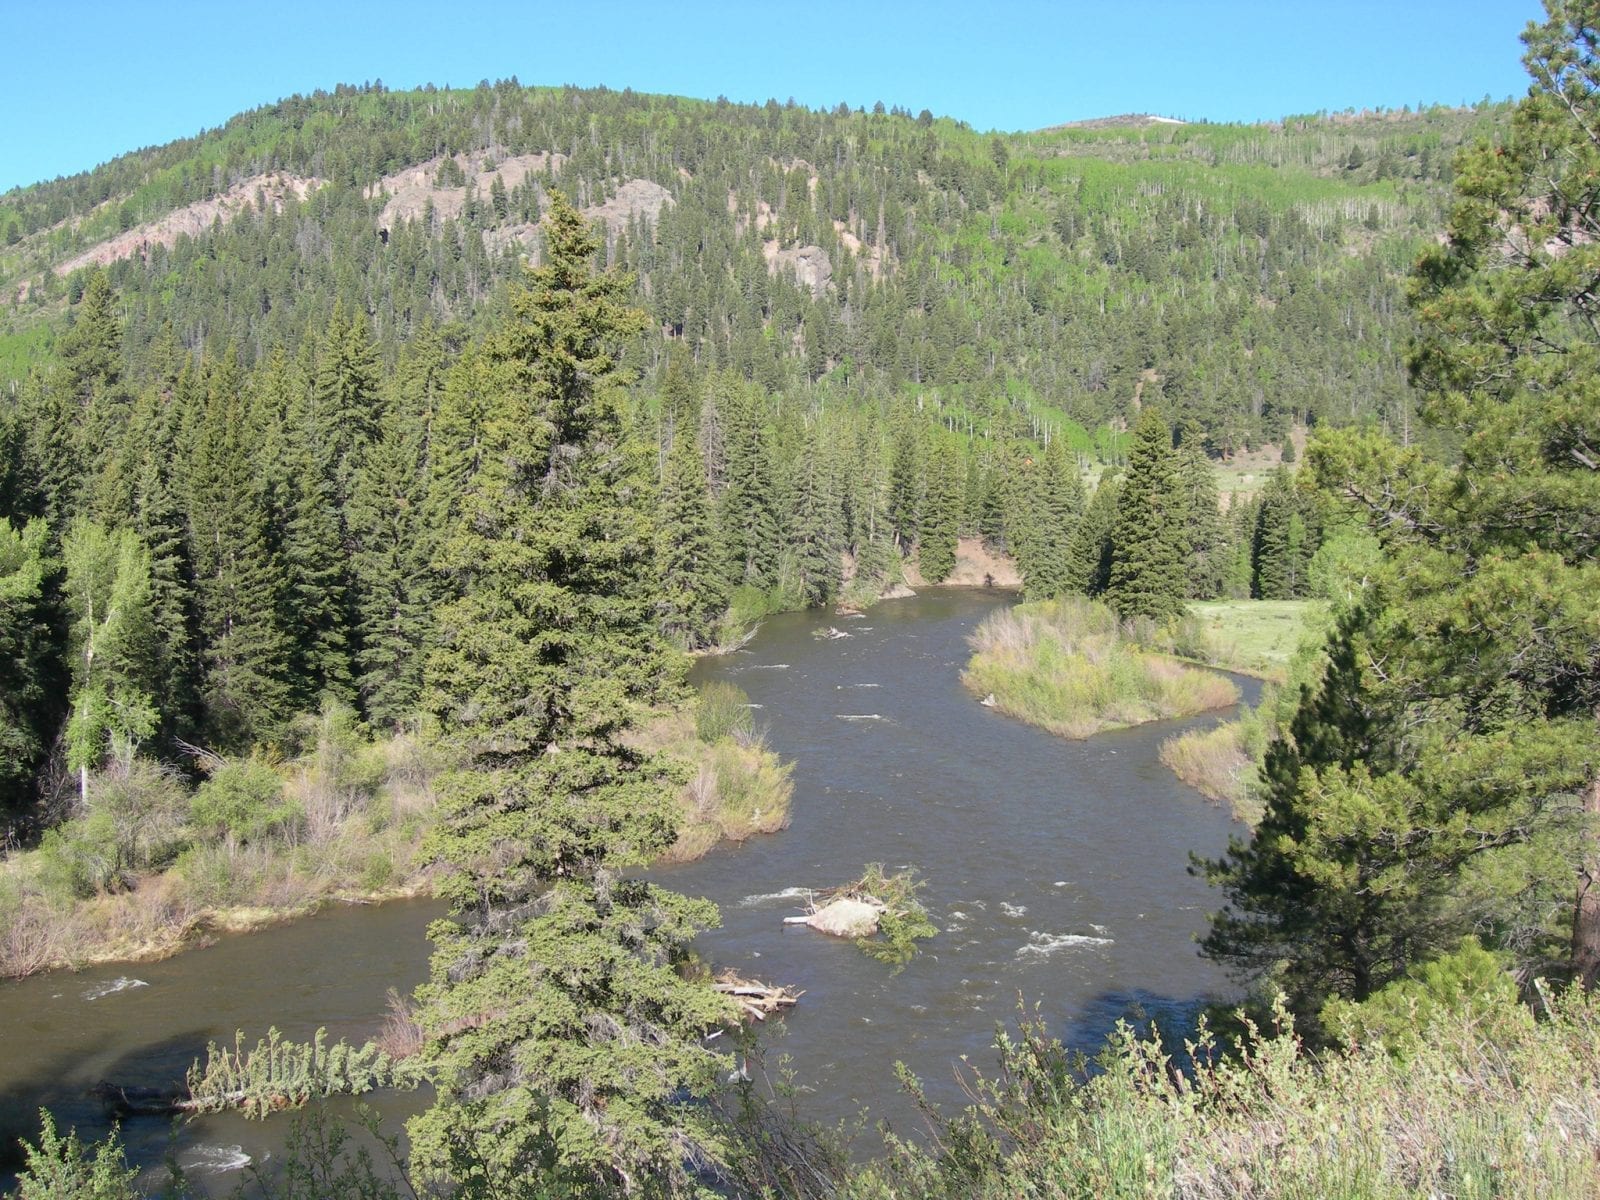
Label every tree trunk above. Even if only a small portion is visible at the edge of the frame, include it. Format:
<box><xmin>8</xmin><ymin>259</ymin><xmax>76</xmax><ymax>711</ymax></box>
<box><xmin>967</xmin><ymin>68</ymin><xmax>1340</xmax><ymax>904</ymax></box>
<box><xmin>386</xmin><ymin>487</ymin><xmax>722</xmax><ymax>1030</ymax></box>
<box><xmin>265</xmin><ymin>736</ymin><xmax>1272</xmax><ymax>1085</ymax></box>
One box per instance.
<box><xmin>1573</xmin><ymin>772</ymin><xmax>1600</xmax><ymax>990</ymax></box>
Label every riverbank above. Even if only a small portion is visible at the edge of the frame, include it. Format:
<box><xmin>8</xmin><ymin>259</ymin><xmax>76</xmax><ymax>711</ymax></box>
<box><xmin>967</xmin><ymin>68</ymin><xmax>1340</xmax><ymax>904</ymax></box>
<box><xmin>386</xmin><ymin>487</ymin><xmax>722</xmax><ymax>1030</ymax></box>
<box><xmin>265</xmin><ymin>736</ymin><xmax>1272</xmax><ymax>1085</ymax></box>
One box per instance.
<box><xmin>962</xmin><ymin>597</ymin><xmax>1239</xmax><ymax>738</ymax></box>
<box><xmin>1157</xmin><ymin>599</ymin><xmax>1332</xmax><ymax>823</ymax></box>
<box><xmin>0</xmin><ymin>692</ymin><xmax>794</xmax><ymax>980</ymax></box>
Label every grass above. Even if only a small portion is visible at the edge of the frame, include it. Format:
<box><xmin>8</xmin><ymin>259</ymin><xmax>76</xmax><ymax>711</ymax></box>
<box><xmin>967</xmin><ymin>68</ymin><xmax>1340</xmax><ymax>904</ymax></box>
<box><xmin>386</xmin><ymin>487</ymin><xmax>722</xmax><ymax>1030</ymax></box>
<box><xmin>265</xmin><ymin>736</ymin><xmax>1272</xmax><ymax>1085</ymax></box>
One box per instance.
<box><xmin>629</xmin><ymin>695</ymin><xmax>795</xmax><ymax>865</ymax></box>
<box><xmin>847</xmin><ymin>985</ymin><xmax>1600</xmax><ymax>1200</ymax></box>
<box><xmin>962</xmin><ymin>598</ymin><xmax>1239</xmax><ymax>739</ymax></box>
<box><xmin>1183</xmin><ymin>598</ymin><xmax>1328</xmax><ymax>681</ymax></box>
<box><xmin>1</xmin><ymin>688</ymin><xmax>795</xmax><ymax>979</ymax></box>
<box><xmin>1159</xmin><ymin>712</ymin><xmax>1269</xmax><ymax>825</ymax></box>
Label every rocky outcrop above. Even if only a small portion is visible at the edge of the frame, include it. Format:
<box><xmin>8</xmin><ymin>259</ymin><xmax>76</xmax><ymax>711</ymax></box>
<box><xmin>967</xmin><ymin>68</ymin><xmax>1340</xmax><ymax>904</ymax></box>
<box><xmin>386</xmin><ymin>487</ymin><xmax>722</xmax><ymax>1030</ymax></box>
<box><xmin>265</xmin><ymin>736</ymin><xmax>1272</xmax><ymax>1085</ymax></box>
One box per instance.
<box><xmin>764</xmin><ymin>243</ymin><xmax>832</xmax><ymax>296</ymax></box>
<box><xmin>54</xmin><ymin>173</ymin><xmax>323</xmax><ymax>276</ymax></box>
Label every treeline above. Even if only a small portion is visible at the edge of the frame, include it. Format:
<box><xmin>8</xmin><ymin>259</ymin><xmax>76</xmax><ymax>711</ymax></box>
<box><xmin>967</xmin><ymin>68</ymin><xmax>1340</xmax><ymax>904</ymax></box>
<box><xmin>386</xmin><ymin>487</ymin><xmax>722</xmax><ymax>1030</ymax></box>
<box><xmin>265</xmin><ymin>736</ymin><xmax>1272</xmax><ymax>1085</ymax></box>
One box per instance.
<box><xmin>2</xmin><ymin>83</ymin><xmax>1503</xmax><ymax>451</ymax></box>
<box><xmin>0</xmin><ymin>247</ymin><xmax>1334</xmax><ymax>836</ymax></box>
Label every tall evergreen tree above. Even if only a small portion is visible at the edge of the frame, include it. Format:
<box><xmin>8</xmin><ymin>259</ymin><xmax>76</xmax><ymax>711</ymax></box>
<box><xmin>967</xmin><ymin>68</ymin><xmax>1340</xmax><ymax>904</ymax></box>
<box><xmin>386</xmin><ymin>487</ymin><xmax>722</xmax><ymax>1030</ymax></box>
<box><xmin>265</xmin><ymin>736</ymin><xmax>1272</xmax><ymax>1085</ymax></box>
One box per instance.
<box><xmin>1106</xmin><ymin>408</ymin><xmax>1188</xmax><ymax>621</ymax></box>
<box><xmin>1177</xmin><ymin>427</ymin><xmax>1228</xmax><ymax>599</ymax></box>
<box><xmin>917</xmin><ymin>439</ymin><xmax>962</xmax><ymax>584</ymax></box>
<box><xmin>186</xmin><ymin>350</ymin><xmax>293</xmax><ymax>749</ymax></box>
<box><xmin>1069</xmin><ymin>469</ymin><xmax>1121</xmax><ymax>596</ymax></box>
<box><xmin>349</xmin><ymin>328</ymin><xmax>444</xmax><ymax>728</ymax></box>
<box><xmin>1022</xmin><ymin>433</ymin><xmax>1085</xmax><ymax>599</ymax></box>
<box><xmin>411</xmin><ymin>194</ymin><xmax>732</xmax><ymax>1193</ymax></box>
<box><xmin>656</xmin><ymin>421</ymin><xmax>727</xmax><ymax>649</ymax></box>
<box><xmin>0</xmin><ymin>518</ymin><xmax>60</xmax><ymax>821</ymax></box>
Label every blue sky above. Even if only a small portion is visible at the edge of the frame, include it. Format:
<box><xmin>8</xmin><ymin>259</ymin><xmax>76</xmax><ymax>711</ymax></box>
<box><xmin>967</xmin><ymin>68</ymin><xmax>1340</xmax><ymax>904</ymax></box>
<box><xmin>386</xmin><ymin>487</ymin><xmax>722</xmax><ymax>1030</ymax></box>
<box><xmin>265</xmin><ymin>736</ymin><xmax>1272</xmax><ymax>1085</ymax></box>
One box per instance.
<box><xmin>1</xmin><ymin>1</ymin><xmax>1545</xmax><ymax>194</ymax></box>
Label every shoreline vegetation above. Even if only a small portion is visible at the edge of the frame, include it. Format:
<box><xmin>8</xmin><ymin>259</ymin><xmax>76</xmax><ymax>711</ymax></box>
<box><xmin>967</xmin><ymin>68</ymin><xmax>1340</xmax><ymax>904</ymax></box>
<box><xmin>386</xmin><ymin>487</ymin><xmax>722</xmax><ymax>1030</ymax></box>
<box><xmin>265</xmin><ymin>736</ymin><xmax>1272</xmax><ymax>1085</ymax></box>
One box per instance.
<box><xmin>962</xmin><ymin>597</ymin><xmax>1240</xmax><ymax>739</ymax></box>
<box><xmin>1158</xmin><ymin>598</ymin><xmax>1330</xmax><ymax>824</ymax></box>
<box><xmin>0</xmin><ymin>683</ymin><xmax>794</xmax><ymax>981</ymax></box>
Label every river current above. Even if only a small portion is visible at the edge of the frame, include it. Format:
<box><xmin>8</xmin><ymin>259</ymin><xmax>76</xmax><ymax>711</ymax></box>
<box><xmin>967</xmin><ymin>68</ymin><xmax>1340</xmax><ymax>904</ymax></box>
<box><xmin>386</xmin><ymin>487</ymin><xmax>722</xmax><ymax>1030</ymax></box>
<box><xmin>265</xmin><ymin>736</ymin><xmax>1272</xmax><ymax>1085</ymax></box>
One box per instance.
<box><xmin>0</xmin><ymin>588</ymin><xmax>1253</xmax><ymax>1190</ymax></box>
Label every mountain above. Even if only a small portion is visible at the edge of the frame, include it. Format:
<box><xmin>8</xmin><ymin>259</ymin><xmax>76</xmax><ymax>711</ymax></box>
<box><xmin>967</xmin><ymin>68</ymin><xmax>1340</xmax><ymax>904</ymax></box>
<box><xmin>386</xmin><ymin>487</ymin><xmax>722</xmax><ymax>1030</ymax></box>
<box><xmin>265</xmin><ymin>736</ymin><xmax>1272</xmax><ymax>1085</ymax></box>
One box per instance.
<box><xmin>0</xmin><ymin>82</ymin><xmax>1504</xmax><ymax>450</ymax></box>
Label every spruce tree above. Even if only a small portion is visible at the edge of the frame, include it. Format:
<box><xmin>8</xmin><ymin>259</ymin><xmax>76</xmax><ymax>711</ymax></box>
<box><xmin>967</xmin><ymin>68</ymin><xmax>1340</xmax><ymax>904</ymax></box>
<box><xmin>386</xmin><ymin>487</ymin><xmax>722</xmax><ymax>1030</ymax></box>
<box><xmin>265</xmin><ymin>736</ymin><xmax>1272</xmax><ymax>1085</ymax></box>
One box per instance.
<box><xmin>656</xmin><ymin>421</ymin><xmax>727</xmax><ymax>649</ymax></box>
<box><xmin>1177</xmin><ymin>427</ymin><xmax>1228</xmax><ymax>599</ymax></box>
<box><xmin>1069</xmin><ymin>469</ymin><xmax>1121</xmax><ymax>596</ymax></box>
<box><xmin>410</xmin><ymin>193</ymin><xmax>732</xmax><ymax>1193</ymax></box>
<box><xmin>917</xmin><ymin>439</ymin><xmax>961</xmax><ymax>584</ymax></box>
<box><xmin>185</xmin><ymin>350</ymin><xmax>293</xmax><ymax>749</ymax></box>
<box><xmin>349</xmin><ymin>330</ymin><xmax>443</xmax><ymax>728</ymax></box>
<box><xmin>1106</xmin><ymin>407</ymin><xmax>1188</xmax><ymax>621</ymax></box>
<box><xmin>1023</xmin><ymin>433</ymin><xmax>1085</xmax><ymax>599</ymax></box>
<box><xmin>0</xmin><ymin>518</ymin><xmax>60</xmax><ymax>818</ymax></box>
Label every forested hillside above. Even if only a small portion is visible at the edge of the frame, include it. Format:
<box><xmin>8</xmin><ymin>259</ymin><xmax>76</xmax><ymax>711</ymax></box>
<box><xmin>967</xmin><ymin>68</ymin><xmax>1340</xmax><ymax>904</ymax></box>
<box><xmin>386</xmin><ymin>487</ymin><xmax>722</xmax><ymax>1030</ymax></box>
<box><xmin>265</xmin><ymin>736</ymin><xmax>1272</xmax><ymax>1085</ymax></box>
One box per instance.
<box><xmin>3</xmin><ymin>84</ymin><xmax>1498</xmax><ymax>445</ymax></box>
<box><xmin>0</xmin><ymin>85</ymin><xmax>1492</xmax><ymax>833</ymax></box>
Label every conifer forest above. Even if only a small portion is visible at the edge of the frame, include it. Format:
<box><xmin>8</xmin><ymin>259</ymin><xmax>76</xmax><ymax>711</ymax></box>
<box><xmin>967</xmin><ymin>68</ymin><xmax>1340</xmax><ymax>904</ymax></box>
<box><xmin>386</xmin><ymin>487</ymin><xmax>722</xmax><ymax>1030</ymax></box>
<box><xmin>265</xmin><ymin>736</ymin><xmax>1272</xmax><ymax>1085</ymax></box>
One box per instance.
<box><xmin>1</xmin><ymin>2</ymin><xmax>1599</xmax><ymax>1197</ymax></box>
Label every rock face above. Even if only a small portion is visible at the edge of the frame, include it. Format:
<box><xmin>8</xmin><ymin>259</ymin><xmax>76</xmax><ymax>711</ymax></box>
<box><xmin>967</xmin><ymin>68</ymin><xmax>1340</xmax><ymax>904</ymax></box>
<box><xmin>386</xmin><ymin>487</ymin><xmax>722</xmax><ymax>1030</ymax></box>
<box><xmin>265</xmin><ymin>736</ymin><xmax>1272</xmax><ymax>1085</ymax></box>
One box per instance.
<box><xmin>879</xmin><ymin>582</ymin><xmax>917</xmax><ymax>601</ymax></box>
<box><xmin>373</xmin><ymin>152</ymin><xmax>565</xmax><ymax>228</ymax></box>
<box><xmin>764</xmin><ymin>244</ymin><xmax>832</xmax><ymax>296</ymax></box>
<box><xmin>54</xmin><ymin>173</ymin><xmax>323</xmax><ymax>276</ymax></box>
<box><xmin>583</xmin><ymin>178</ymin><xmax>674</xmax><ymax>236</ymax></box>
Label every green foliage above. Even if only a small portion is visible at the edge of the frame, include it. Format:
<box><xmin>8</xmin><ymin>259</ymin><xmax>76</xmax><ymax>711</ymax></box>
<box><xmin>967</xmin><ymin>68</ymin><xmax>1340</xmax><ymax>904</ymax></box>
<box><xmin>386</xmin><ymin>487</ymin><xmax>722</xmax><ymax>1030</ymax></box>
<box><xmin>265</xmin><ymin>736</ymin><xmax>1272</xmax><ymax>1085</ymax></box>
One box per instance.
<box><xmin>411</xmin><ymin>193</ymin><xmax>734</xmax><ymax>1196</ymax></box>
<box><xmin>1322</xmin><ymin>938</ymin><xmax>1520</xmax><ymax>1056</ymax></box>
<box><xmin>851</xmin><ymin>864</ymin><xmax>938</xmax><ymax>969</ymax></box>
<box><xmin>189</xmin><ymin>756</ymin><xmax>299</xmax><ymax>850</ymax></box>
<box><xmin>964</xmin><ymin>598</ymin><xmax>1239</xmax><ymax>739</ymax></box>
<box><xmin>695</xmin><ymin>681</ymin><xmax>754</xmax><ymax>745</ymax></box>
<box><xmin>1107</xmin><ymin>408</ymin><xmax>1188</xmax><ymax>621</ymax></box>
<box><xmin>0</xmin><ymin>517</ymin><xmax>59</xmax><ymax>817</ymax></box>
<box><xmin>8</xmin><ymin>1111</ymin><xmax>139</xmax><ymax>1200</ymax></box>
<box><xmin>849</xmin><ymin>988</ymin><xmax>1600</xmax><ymax>1200</ymax></box>
<box><xmin>61</xmin><ymin>521</ymin><xmax>159</xmax><ymax>795</ymax></box>
<box><xmin>185</xmin><ymin>1027</ymin><xmax>418</xmax><ymax>1118</ymax></box>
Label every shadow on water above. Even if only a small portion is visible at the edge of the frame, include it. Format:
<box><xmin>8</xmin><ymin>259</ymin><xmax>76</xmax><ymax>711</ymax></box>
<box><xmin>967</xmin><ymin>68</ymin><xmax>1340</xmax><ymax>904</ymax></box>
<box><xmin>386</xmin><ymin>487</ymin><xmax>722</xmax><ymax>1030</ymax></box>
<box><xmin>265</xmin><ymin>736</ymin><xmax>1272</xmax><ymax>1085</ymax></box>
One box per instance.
<box><xmin>0</xmin><ymin>1028</ymin><xmax>213</xmax><ymax>1184</ymax></box>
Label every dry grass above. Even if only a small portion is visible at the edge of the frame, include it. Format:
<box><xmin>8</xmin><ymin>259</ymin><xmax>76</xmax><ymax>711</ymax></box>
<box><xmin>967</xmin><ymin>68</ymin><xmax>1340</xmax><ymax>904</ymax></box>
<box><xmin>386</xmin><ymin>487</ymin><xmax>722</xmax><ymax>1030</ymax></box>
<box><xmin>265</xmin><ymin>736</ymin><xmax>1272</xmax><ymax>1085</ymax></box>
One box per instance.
<box><xmin>963</xmin><ymin>598</ymin><xmax>1239</xmax><ymax>739</ymax></box>
<box><xmin>632</xmin><ymin>706</ymin><xmax>795</xmax><ymax>865</ymax></box>
<box><xmin>1160</xmin><ymin>720</ymin><xmax>1264</xmax><ymax>825</ymax></box>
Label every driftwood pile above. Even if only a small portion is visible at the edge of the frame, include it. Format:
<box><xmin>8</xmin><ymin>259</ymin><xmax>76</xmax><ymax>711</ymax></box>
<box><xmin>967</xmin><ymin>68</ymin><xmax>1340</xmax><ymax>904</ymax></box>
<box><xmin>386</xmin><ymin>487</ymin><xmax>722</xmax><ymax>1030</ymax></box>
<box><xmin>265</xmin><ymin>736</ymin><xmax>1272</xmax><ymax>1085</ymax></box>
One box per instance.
<box><xmin>713</xmin><ymin>968</ymin><xmax>802</xmax><ymax>1022</ymax></box>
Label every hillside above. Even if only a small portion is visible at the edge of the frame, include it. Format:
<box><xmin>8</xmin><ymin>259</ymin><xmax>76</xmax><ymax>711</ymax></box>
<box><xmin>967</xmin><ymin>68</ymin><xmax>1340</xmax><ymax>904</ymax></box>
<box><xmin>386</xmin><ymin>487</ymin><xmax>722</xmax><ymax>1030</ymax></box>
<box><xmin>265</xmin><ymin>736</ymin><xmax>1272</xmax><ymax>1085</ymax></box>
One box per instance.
<box><xmin>0</xmin><ymin>83</ymin><xmax>1503</xmax><ymax>451</ymax></box>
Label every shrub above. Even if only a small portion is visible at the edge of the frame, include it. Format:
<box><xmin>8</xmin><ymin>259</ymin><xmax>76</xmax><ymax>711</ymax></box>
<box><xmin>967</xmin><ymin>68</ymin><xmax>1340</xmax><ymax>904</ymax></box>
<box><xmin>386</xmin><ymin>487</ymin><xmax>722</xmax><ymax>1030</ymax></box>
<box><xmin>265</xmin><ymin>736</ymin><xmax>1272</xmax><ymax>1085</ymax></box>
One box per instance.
<box><xmin>190</xmin><ymin>756</ymin><xmax>300</xmax><ymax>852</ymax></box>
<box><xmin>695</xmin><ymin>681</ymin><xmax>754</xmax><ymax>744</ymax></box>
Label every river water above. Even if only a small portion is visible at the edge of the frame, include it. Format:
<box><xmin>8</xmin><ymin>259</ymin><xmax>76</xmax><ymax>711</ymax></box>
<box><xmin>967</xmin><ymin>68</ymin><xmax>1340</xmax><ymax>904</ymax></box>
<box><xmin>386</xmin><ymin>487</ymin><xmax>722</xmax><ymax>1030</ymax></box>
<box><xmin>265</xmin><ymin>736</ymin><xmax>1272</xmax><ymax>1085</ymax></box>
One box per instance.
<box><xmin>0</xmin><ymin>588</ymin><xmax>1252</xmax><ymax>1190</ymax></box>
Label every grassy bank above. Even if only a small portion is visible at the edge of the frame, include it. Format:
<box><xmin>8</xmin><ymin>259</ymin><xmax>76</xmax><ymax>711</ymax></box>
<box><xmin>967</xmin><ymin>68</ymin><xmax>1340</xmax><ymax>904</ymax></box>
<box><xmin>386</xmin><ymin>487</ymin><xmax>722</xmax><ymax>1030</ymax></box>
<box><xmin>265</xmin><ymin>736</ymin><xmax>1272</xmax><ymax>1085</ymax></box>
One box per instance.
<box><xmin>629</xmin><ymin>682</ymin><xmax>794</xmax><ymax>863</ymax></box>
<box><xmin>844</xmin><ymin>984</ymin><xmax>1600</xmax><ymax>1200</ymax></box>
<box><xmin>1159</xmin><ymin>599</ymin><xmax>1333</xmax><ymax>823</ymax></box>
<box><xmin>963</xmin><ymin>598</ymin><xmax>1238</xmax><ymax>739</ymax></box>
<box><xmin>1179</xmin><ymin>598</ymin><xmax>1327</xmax><ymax>681</ymax></box>
<box><xmin>0</xmin><ymin>687</ymin><xmax>794</xmax><ymax>979</ymax></box>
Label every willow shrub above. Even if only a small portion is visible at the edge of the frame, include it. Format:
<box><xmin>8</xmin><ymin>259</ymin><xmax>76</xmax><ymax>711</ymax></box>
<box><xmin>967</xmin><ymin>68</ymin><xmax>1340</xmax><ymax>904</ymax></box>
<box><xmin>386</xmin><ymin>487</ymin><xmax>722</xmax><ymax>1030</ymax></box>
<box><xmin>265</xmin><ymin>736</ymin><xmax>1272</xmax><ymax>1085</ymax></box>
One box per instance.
<box><xmin>963</xmin><ymin>598</ymin><xmax>1238</xmax><ymax>738</ymax></box>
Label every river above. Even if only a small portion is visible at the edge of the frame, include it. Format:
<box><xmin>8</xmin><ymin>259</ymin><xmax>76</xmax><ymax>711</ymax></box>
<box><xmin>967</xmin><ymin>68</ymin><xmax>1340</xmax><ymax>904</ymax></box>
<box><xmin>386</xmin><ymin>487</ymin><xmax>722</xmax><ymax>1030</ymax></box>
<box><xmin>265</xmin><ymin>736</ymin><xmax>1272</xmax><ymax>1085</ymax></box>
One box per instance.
<box><xmin>0</xmin><ymin>588</ymin><xmax>1253</xmax><ymax>1191</ymax></box>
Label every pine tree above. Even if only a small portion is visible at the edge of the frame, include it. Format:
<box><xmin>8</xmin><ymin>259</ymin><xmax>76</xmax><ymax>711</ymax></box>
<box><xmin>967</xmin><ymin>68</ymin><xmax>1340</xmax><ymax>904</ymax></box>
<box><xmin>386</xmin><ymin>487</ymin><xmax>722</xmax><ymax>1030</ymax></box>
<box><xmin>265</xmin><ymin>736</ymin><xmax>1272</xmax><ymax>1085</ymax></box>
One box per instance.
<box><xmin>1069</xmin><ymin>469</ymin><xmax>1121</xmax><ymax>596</ymax></box>
<box><xmin>185</xmin><ymin>350</ymin><xmax>293</xmax><ymax>749</ymax></box>
<box><xmin>349</xmin><ymin>329</ymin><xmax>443</xmax><ymax>728</ymax></box>
<box><xmin>917</xmin><ymin>439</ymin><xmax>962</xmax><ymax>584</ymax></box>
<box><xmin>656</xmin><ymin>421</ymin><xmax>727</xmax><ymax>649</ymax></box>
<box><xmin>788</xmin><ymin>426</ymin><xmax>845</xmax><ymax>607</ymax></box>
<box><xmin>1177</xmin><ymin>427</ymin><xmax>1228</xmax><ymax>599</ymax></box>
<box><xmin>1022</xmin><ymin>433</ymin><xmax>1085</xmax><ymax>599</ymax></box>
<box><xmin>0</xmin><ymin>518</ymin><xmax>60</xmax><ymax>818</ymax></box>
<box><xmin>266</xmin><ymin>353</ymin><xmax>357</xmax><ymax>708</ymax></box>
<box><xmin>1200</xmin><ymin>615</ymin><xmax>1415</xmax><ymax>1018</ymax></box>
<box><xmin>1106</xmin><ymin>407</ymin><xmax>1188</xmax><ymax>621</ymax></box>
<box><xmin>410</xmin><ymin>193</ymin><xmax>732</xmax><ymax>1193</ymax></box>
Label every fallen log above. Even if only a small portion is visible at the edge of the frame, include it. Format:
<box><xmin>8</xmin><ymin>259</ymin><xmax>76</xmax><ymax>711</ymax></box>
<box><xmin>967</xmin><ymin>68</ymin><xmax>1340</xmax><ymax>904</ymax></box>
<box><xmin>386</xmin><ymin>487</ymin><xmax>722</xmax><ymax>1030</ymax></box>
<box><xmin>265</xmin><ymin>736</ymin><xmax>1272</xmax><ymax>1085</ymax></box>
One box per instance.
<box><xmin>713</xmin><ymin>969</ymin><xmax>802</xmax><ymax>1022</ymax></box>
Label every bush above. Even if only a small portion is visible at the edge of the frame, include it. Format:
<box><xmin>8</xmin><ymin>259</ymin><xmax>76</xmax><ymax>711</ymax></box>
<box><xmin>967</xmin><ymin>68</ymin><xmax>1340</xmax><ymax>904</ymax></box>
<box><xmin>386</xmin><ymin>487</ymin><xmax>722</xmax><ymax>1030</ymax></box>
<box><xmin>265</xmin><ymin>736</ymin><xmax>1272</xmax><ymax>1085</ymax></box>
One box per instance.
<box><xmin>10</xmin><ymin>1111</ymin><xmax>139</xmax><ymax>1200</ymax></box>
<box><xmin>695</xmin><ymin>681</ymin><xmax>755</xmax><ymax>744</ymax></box>
<box><xmin>191</xmin><ymin>756</ymin><xmax>300</xmax><ymax>851</ymax></box>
